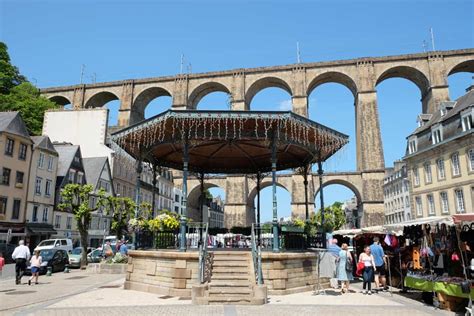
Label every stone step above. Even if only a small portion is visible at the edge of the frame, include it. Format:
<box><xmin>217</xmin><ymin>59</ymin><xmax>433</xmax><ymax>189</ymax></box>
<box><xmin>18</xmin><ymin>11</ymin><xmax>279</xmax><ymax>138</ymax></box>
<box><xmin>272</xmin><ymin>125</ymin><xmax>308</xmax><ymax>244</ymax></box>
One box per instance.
<box><xmin>207</xmin><ymin>296</ymin><xmax>263</xmax><ymax>305</ymax></box>
<box><xmin>210</xmin><ymin>279</ymin><xmax>251</xmax><ymax>287</ymax></box>
<box><xmin>213</xmin><ymin>261</ymin><xmax>249</xmax><ymax>267</ymax></box>
<box><xmin>213</xmin><ymin>256</ymin><xmax>249</xmax><ymax>261</ymax></box>
<box><xmin>212</xmin><ymin>267</ymin><xmax>249</xmax><ymax>273</ymax></box>
<box><xmin>209</xmin><ymin>287</ymin><xmax>253</xmax><ymax>295</ymax></box>
<box><xmin>211</xmin><ymin>273</ymin><xmax>250</xmax><ymax>280</ymax></box>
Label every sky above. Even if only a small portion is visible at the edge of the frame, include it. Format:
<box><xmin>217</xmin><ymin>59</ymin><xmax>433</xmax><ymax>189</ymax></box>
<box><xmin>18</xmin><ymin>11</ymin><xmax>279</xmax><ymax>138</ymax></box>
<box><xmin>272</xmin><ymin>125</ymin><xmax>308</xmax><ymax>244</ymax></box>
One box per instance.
<box><xmin>1</xmin><ymin>0</ymin><xmax>473</xmax><ymax>222</ymax></box>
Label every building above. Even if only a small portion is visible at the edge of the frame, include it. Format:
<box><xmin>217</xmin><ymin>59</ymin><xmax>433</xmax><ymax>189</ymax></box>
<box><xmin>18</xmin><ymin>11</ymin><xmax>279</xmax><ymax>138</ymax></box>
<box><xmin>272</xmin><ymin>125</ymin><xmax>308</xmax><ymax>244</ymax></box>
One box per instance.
<box><xmin>82</xmin><ymin>157</ymin><xmax>114</xmax><ymax>247</ymax></box>
<box><xmin>25</xmin><ymin>136</ymin><xmax>59</xmax><ymax>248</ymax></box>
<box><xmin>173</xmin><ymin>187</ymin><xmax>185</xmax><ymax>215</ymax></box>
<box><xmin>342</xmin><ymin>196</ymin><xmax>359</xmax><ymax>229</ymax></box>
<box><xmin>51</xmin><ymin>143</ymin><xmax>87</xmax><ymax>246</ymax></box>
<box><xmin>0</xmin><ymin>112</ymin><xmax>33</xmax><ymax>244</ymax></box>
<box><xmin>383</xmin><ymin>160</ymin><xmax>411</xmax><ymax>224</ymax></box>
<box><xmin>206</xmin><ymin>196</ymin><xmax>225</xmax><ymax>228</ymax></box>
<box><xmin>404</xmin><ymin>87</ymin><xmax>474</xmax><ymax>218</ymax></box>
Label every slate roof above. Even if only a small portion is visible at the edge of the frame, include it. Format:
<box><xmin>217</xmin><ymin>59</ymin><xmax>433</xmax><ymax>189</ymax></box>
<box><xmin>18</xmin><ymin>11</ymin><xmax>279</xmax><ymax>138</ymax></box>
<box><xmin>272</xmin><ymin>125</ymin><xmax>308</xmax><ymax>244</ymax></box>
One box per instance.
<box><xmin>0</xmin><ymin>111</ymin><xmax>31</xmax><ymax>139</ymax></box>
<box><xmin>31</xmin><ymin>136</ymin><xmax>58</xmax><ymax>155</ymax></box>
<box><xmin>82</xmin><ymin>157</ymin><xmax>108</xmax><ymax>189</ymax></box>
<box><xmin>54</xmin><ymin>143</ymin><xmax>80</xmax><ymax>177</ymax></box>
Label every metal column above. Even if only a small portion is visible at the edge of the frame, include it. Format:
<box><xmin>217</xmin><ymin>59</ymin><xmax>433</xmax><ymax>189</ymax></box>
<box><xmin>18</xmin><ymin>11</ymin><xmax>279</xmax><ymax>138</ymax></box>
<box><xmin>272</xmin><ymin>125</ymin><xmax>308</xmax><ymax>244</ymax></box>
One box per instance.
<box><xmin>134</xmin><ymin>158</ymin><xmax>142</xmax><ymax>250</ymax></box>
<box><xmin>179</xmin><ymin>142</ymin><xmax>189</xmax><ymax>252</ymax></box>
<box><xmin>271</xmin><ymin>140</ymin><xmax>279</xmax><ymax>252</ymax></box>
<box><xmin>317</xmin><ymin>160</ymin><xmax>326</xmax><ymax>248</ymax></box>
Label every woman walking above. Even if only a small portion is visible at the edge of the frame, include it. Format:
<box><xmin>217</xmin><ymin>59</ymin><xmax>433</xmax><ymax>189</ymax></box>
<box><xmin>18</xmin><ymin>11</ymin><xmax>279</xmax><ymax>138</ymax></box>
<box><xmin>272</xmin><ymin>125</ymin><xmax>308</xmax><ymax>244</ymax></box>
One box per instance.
<box><xmin>29</xmin><ymin>250</ymin><xmax>42</xmax><ymax>285</ymax></box>
<box><xmin>337</xmin><ymin>243</ymin><xmax>353</xmax><ymax>293</ymax></box>
<box><xmin>359</xmin><ymin>245</ymin><xmax>376</xmax><ymax>295</ymax></box>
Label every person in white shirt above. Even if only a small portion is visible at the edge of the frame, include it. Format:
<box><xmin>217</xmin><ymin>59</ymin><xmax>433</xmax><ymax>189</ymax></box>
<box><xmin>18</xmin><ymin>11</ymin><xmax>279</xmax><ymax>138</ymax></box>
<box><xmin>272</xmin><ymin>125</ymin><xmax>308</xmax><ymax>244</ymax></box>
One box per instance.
<box><xmin>12</xmin><ymin>240</ymin><xmax>31</xmax><ymax>285</ymax></box>
<box><xmin>28</xmin><ymin>250</ymin><xmax>42</xmax><ymax>285</ymax></box>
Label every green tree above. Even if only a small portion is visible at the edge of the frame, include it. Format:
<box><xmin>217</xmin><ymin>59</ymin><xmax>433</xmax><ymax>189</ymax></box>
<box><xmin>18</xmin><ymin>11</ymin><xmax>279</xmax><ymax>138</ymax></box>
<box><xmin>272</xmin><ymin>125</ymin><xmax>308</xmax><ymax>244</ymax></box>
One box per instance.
<box><xmin>59</xmin><ymin>184</ymin><xmax>107</xmax><ymax>268</ymax></box>
<box><xmin>0</xmin><ymin>42</ymin><xmax>26</xmax><ymax>94</ymax></box>
<box><xmin>315</xmin><ymin>201</ymin><xmax>346</xmax><ymax>232</ymax></box>
<box><xmin>105</xmin><ymin>196</ymin><xmax>136</xmax><ymax>240</ymax></box>
<box><xmin>0</xmin><ymin>42</ymin><xmax>57</xmax><ymax>135</ymax></box>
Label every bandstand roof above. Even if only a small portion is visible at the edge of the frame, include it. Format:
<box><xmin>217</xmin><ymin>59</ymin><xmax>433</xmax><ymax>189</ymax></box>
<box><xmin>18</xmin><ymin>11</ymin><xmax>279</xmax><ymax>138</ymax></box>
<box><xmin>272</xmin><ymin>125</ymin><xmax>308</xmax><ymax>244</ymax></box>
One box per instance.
<box><xmin>111</xmin><ymin>110</ymin><xmax>348</xmax><ymax>174</ymax></box>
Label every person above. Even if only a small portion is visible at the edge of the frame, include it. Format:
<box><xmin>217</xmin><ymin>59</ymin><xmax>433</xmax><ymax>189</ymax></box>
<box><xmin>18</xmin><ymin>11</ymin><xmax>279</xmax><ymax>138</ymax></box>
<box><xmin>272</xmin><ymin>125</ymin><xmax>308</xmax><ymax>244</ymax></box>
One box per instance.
<box><xmin>370</xmin><ymin>236</ymin><xmax>387</xmax><ymax>291</ymax></box>
<box><xmin>337</xmin><ymin>243</ymin><xmax>353</xmax><ymax>293</ymax></box>
<box><xmin>115</xmin><ymin>239</ymin><xmax>122</xmax><ymax>253</ymax></box>
<box><xmin>0</xmin><ymin>252</ymin><xmax>5</xmax><ymax>278</ymax></box>
<box><xmin>12</xmin><ymin>240</ymin><xmax>31</xmax><ymax>285</ymax></box>
<box><xmin>104</xmin><ymin>241</ymin><xmax>113</xmax><ymax>259</ymax></box>
<box><xmin>28</xmin><ymin>250</ymin><xmax>42</xmax><ymax>285</ymax></box>
<box><xmin>328</xmin><ymin>239</ymin><xmax>341</xmax><ymax>257</ymax></box>
<box><xmin>359</xmin><ymin>245</ymin><xmax>376</xmax><ymax>295</ymax></box>
<box><xmin>119</xmin><ymin>240</ymin><xmax>128</xmax><ymax>256</ymax></box>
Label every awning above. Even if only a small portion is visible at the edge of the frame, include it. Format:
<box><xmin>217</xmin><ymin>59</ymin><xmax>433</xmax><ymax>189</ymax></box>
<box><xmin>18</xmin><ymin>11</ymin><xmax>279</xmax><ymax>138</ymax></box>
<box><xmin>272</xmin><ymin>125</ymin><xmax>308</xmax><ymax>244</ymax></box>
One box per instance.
<box><xmin>332</xmin><ymin>228</ymin><xmax>362</xmax><ymax>236</ymax></box>
<box><xmin>384</xmin><ymin>215</ymin><xmax>453</xmax><ymax>231</ymax></box>
<box><xmin>452</xmin><ymin>214</ymin><xmax>474</xmax><ymax>224</ymax></box>
<box><xmin>333</xmin><ymin>225</ymin><xmax>402</xmax><ymax>236</ymax></box>
<box><xmin>26</xmin><ymin>223</ymin><xmax>57</xmax><ymax>235</ymax></box>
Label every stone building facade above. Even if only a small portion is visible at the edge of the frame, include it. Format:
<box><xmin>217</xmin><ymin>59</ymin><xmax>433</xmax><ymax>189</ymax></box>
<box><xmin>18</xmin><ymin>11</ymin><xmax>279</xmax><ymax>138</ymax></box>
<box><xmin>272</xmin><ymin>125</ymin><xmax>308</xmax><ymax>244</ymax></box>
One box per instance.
<box><xmin>383</xmin><ymin>160</ymin><xmax>411</xmax><ymax>224</ymax></box>
<box><xmin>404</xmin><ymin>87</ymin><xmax>474</xmax><ymax>218</ymax></box>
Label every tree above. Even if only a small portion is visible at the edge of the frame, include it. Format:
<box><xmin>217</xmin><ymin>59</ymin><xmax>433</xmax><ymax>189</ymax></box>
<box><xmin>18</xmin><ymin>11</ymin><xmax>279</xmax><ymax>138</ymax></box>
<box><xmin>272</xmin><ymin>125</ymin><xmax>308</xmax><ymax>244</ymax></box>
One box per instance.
<box><xmin>0</xmin><ymin>42</ymin><xmax>57</xmax><ymax>135</ymax></box>
<box><xmin>59</xmin><ymin>184</ymin><xmax>107</xmax><ymax>268</ymax></box>
<box><xmin>106</xmin><ymin>196</ymin><xmax>136</xmax><ymax>240</ymax></box>
<box><xmin>315</xmin><ymin>201</ymin><xmax>346</xmax><ymax>232</ymax></box>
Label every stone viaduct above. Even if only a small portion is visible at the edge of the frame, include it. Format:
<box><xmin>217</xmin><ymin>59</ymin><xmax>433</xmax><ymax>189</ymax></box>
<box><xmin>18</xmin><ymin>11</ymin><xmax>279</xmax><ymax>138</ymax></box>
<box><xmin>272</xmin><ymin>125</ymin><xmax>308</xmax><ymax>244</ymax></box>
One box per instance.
<box><xmin>41</xmin><ymin>49</ymin><xmax>474</xmax><ymax>227</ymax></box>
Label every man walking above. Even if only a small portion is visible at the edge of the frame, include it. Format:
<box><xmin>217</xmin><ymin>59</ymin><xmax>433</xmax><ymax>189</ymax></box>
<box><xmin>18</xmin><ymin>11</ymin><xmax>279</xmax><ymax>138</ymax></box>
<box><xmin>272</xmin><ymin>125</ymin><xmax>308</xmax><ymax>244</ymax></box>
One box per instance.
<box><xmin>12</xmin><ymin>240</ymin><xmax>31</xmax><ymax>285</ymax></box>
<box><xmin>370</xmin><ymin>237</ymin><xmax>387</xmax><ymax>292</ymax></box>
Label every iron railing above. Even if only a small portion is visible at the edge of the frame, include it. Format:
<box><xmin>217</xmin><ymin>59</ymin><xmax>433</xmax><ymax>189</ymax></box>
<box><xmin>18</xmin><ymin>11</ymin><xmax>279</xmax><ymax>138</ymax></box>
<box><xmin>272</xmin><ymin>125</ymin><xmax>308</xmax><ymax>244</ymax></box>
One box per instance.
<box><xmin>251</xmin><ymin>223</ymin><xmax>264</xmax><ymax>285</ymax></box>
<box><xmin>187</xmin><ymin>222</ymin><xmax>210</xmax><ymax>283</ymax></box>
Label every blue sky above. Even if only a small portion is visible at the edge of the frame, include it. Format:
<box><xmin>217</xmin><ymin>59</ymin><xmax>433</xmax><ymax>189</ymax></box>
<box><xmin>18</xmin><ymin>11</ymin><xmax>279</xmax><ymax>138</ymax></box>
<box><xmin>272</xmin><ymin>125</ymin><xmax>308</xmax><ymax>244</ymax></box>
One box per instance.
<box><xmin>1</xmin><ymin>0</ymin><xmax>473</xmax><ymax>222</ymax></box>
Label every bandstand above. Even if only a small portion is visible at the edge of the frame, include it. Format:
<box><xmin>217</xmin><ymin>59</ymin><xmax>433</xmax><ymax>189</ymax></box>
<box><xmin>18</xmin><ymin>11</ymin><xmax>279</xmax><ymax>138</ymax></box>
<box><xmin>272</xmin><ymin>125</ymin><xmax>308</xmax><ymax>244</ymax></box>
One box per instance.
<box><xmin>111</xmin><ymin>110</ymin><xmax>348</xmax><ymax>304</ymax></box>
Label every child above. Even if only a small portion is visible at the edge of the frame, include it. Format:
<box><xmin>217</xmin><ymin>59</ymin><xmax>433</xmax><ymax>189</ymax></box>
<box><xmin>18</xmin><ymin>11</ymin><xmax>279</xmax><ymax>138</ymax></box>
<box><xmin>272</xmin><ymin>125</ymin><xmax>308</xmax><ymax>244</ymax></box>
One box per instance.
<box><xmin>29</xmin><ymin>250</ymin><xmax>42</xmax><ymax>285</ymax></box>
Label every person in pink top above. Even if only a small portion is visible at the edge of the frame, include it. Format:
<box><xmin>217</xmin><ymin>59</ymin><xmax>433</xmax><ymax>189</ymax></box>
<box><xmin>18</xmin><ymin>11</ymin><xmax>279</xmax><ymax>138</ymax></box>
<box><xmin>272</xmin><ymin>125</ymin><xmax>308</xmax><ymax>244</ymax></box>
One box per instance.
<box><xmin>0</xmin><ymin>252</ymin><xmax>5</xmax><ymax>277</ymax></box>
<box><xmin>28</xmin><ymin>250</ymin><xmax>42</xmax><ymax>285</ymax></box>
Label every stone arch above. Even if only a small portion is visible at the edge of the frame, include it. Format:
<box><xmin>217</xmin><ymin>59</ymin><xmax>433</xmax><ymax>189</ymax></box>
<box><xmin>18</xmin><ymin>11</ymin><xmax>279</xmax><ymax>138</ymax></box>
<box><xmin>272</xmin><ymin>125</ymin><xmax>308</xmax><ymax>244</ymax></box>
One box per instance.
<box><xmin>447</xmin><ymin>59</ymin><xmax>474</xmax><ymax>76</ymax></box>
<box><xmin>307</xmin><ymin>71</ymin><xmax>358</xmax><ymax>98</ymax></box>
<box><xmin>187</xmin><ymin>182</ymin><xmax>226</xmax><ymax>221</ymax></box>
<box><xmin>314</xmin><ymin>179</ymin><xmax>362</xmax><ymax>208</ymax></box>
<box><xmin>131</xmin><ymin>87</ymin><xmax>172</xmax><ymax>124</ymax></box>
<box><xmin>376</xmin><ymin>66</ymin><xmax>431</xmax><ymax>96</ymax></box>
<box><xmin>245</xmin><ymin>77</ymin><xmax>293</xmax><ymax>107</ymax></box>
<box><xmin>48</xmin><ymin>95</ymin><xmax>72</xmax><ymax>107</ymax></box>
<box><xmin>247</xmin><ymin>180</ymin><xmax>291</xmax><ymax>207</ymax></box>
<box><xmin>188</xmin><ymin>82</ymin><xmax>231</xmax><ymax>110</ymax></box>
<box><xmin>84</xmin><ymin>91</ymin><xmax>120</xmax><ymax>108</ymax></box>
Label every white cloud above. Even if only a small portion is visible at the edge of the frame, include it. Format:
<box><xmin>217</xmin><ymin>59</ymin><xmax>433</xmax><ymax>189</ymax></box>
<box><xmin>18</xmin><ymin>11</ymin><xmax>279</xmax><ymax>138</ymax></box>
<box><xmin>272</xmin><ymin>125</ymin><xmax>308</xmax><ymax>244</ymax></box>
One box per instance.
<box><xmin>278</xmin><ymin>99</ymin><xmax>292</xmax><ymax>111</ymax></box>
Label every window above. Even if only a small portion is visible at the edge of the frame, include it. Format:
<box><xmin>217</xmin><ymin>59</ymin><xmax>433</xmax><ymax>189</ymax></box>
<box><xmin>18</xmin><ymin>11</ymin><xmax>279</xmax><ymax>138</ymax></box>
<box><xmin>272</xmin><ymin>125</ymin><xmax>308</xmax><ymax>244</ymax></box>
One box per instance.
<box><xmin>461</xmin><ymin>111</ymin><xmax>473</xmax><ymax>131</ymax></box>
<box><xmin>54</xmin><ymin>214</ymin><xmax>61</xmax><ymax>229</ymax></box>
<box><xmin>455</xmin><ymin>189</ymin><xmax>465</xmax><ymax>213</ymax></box>
<box><xmin>35</xmin><ymin>177</ymin><xmax>42</xmax><ymax>195</ymax></box>
<box><xmin>77</xmin><ymin>172</ymin><xmax>83</xmax><ymax>184</ymax></box>
<box><xmin>45</xmin><ymin>180</ymin><xmax>52</xmax><ymax>197</ymax></box>
<box><xmin>38</xmin><ymin>152</ymin><xmax>45</xmax><ymax>168</ymax></box>
<box><xmin>0</xmin><ymin>196</ymin><xmax>7</xmax><ymax>216</ymax></box>
<box><xmin>5</xmin><ymin>138</ymin><xmax>14</xmax><ymax>156</ymax></box>
<box><xmin>451</xmin><ymin>153</ymin><xmax>461</xmax><ymax>176</ymax></box>
<box><xmin>1</xmin><ymin>168</ymin><xmax>11</xmax><ymax>185</ymax></box>
<box><xmin>18</xmin><ymin>143</ymin><xmax>27</xmax><ymax>160</ymax></box>
<box><xmin>469</xmin><ymin>149</ymin><xmax>474</xmax><ymax>172</ymax></box>
<box><xmin>440</xmin><ymin>192</ymin><xmax>449</xmax><ymax>214</ymax></box>
<box><xmin>66</xmin><ymin>217</ymin><xmax>72</xmax><ymax>229</ymax></box>
<box><xmin>413</xmin><ymin>167</ymin><xmax>420</xmax><ymax>186</ymax></box>
<box><xmin>47</xmin><ymin>156</ymin><xmax>54</xmax><ymax>171</ymax></box>
<box><xmin>11</xmin><ymin>199</ymin><xmax>20</xmax><ymax>220</ymax></box>
<box><xmin>415</xmin><ymin>197</ymin><xmax>422</xmax><ymax>216</ymax></box>
<box><xmin>437</xmin><ymin>159</ymin><xmax>446</xmax><ymax>180</ymax></box>
<box><xmin>68</xmin><ymin>170</ymin><xmax>75</xmax><ymax>183</ymax></box>
<box><xmin>408</xmin><ymin>137</ymin><xmax>417</xmax><ymax>154</ymax></box>
<box><xmin>15</xmin><ymin>171</ymin><xmax>24</xmax><ymax>186</ymax></box>
<box><xmin>42</xmin><ymin>208</ymin><xmax>48</xmax><ymax>222</ymax></box>
<box><xmin>431</xmin><ymin>126</ymin><xmax>443</xmax><ymax>145</ymax></box>
<box><xmin>405</xmin><ymin>196</ymin><xmax>410</xmax><ymax>207</ymax></box>
<box><xmin>424</xmin><ymin>163</ymin><xmax>432</xmax><ymax>184</ymax></box>
<box><xmin>427</xmin><ymin>195</ymin><xmax>435</xmax><ymax>215</ymax></box>
<box><xmin>32</xmin><ymin>205</ymin><xmax>38</xmax><ymax>222</ymax></box>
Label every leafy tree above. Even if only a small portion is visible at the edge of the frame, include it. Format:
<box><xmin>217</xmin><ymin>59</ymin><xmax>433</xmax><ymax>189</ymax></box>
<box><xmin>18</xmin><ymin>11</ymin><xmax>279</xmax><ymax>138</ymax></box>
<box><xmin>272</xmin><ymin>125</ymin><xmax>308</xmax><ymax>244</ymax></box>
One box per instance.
<box><xmin>59</xmin><ymin>184</ymin><xmax>107</xmax><ymax>268</ymax></box>
<box><xmin>0</xmin><ymin>42</ymin><xmax>26</xmax><ymax>94</ymax></box>
<box><xmin>0</xmin><ymin>42</ymin><xmax>57</xmax><ymax>135</ymax></box>
<box><xmin>105</xmin><ymin>196</ymin><xmax>136</xmax><ymax>240</ymax></box>
<box><xmin>314</xmin><ymin>201</ymin><xmax>346</xmax><ymax>232</ymax></box>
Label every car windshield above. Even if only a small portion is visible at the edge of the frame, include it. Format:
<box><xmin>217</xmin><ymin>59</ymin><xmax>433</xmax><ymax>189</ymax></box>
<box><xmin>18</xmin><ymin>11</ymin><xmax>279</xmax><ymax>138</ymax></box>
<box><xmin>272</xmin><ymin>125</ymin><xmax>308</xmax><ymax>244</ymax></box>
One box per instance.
<box><xmin>91</xmin><ymin>249</ymin><xmax>102</xmax><ymax>256</ymax></box>
<box><xmin>39</xmin><ymin>249</ymin><xmax>54</xmax><ymax>261</ymax></box>
<box><xmin>37</xmin><ymin>240</ymin><xmax>55</xmax><ymax>247</ymax></box>
<box><xmin>71</xmin><ymin>248</ymin><xmax>82</xmax><ymax>255</ymax></box>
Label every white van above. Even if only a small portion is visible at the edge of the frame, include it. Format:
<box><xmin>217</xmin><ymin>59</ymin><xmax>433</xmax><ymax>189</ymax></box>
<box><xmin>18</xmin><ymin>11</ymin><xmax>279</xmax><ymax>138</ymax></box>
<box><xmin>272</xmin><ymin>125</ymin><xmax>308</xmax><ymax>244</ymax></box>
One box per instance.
<box><xmin>35</xmin><ymin>239</ymin><xmax>73</xmax><ymax>253</ymax></box>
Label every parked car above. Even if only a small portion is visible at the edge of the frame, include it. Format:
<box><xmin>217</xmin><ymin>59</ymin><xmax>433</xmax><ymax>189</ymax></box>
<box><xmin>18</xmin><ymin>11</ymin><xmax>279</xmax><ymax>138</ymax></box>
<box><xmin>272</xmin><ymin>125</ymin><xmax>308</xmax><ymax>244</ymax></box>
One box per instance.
<box><xmin>87</xmin><ymin>248</ymin><xmax>103</xmax><ymax>263</ymax></box>
<box><xmin>25</xmin><ymin>249</ymin><xmax>69</xmax><ymax>275</ymax></box>
<box><xmin>34</xmin><ymin>239</ymin><xmax>73</xmax><ymax>253</ymax></box>
<box><xmin>68</xmin><ymin>247</ymin><xmax>95</xmax><ymax>268</ymax></box>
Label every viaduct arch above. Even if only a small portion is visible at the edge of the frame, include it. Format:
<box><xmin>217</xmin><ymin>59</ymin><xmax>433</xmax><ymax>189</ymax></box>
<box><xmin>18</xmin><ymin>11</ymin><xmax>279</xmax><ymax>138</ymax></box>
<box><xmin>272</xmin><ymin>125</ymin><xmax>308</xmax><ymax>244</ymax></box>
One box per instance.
<box><xmin>41</xmin><ymin>49</ymin><xmax>474</xmax><ymax>227</ymax></box>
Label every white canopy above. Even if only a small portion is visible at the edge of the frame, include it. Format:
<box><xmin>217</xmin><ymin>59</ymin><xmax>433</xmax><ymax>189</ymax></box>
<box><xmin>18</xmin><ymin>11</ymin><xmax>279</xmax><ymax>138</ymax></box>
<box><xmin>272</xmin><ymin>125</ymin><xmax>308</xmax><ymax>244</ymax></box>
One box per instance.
<box><xmin>384</xmin><ymin>215</ymin><xmax>453</xmax><ymax>231</ymax></box>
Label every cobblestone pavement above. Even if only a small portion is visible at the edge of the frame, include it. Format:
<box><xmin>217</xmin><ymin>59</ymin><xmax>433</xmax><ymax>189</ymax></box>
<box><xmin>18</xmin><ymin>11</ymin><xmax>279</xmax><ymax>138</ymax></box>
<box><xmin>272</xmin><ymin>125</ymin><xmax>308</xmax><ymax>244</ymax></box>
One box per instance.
<box><xmin>1</xmin><ymin>269</ymin><xmax>455</xmax><ymax>316</ymax></box>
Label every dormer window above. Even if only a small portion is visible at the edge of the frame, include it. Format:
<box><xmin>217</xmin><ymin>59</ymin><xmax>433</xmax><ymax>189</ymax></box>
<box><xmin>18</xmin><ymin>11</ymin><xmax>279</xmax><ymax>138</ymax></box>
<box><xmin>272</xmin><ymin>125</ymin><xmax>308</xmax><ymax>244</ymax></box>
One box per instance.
<box><xmin>408</xmin><ymin>136</ymin><xmax>417</xmax><ymax>154</ymax></box>
<box><xmin>431</xmin><ymin>125</ymin><xmax>443</xmax><ymax>145</ymax></box>
<box><xmin>440</xmin><ymin>101</ymin><xmax>455</xmax><ymax>117</ymax></box>
<box><xmin>461</xmin><ymin>107</ymin><xmax>473</xmax><ymax>132</ymax></box>
<box><xmin>417</xmin><ymin>114</ymin><xmax>432</xmax><ymax>127</ymax></box>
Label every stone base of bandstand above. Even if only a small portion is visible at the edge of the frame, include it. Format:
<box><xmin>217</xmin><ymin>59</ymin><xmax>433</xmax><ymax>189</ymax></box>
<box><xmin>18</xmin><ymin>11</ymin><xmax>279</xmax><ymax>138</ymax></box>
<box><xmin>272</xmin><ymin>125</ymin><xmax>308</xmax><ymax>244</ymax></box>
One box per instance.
<box><xmin>125</xmin><ymin>249</ymin><xmax>331</xmax><ymax>300</ymax></box>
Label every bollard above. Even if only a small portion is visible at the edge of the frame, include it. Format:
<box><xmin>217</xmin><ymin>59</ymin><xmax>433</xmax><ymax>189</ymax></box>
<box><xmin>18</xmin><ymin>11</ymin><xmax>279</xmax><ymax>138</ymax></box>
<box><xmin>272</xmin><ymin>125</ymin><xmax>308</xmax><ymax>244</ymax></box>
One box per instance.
<box><xmin>64</xmin><ymin>264</ymin><xmax>70</xmax><ymax>273</ymax></box>
<box><xmin>46</xmin><ymin>266</ymin><xmax>52</xmax><ymax>276</ymax></box>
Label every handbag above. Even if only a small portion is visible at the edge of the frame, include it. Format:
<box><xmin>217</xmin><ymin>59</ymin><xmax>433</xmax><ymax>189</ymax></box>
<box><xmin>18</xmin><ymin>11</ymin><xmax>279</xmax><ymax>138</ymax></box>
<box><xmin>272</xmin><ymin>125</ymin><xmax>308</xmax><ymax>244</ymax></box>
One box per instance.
<box><xmin>345</xmin><ymin>251</ymin><xmax>353</xmax><ymax>272</ymax></box>
<box><xmin>356</xmin><ymin>262</ymin><xmax>365</xmax><ymax>276</ymax></box>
